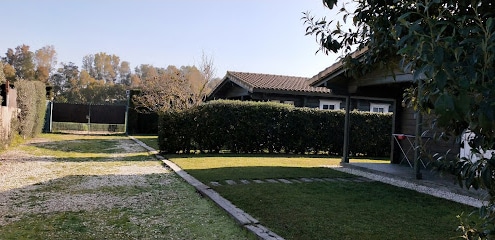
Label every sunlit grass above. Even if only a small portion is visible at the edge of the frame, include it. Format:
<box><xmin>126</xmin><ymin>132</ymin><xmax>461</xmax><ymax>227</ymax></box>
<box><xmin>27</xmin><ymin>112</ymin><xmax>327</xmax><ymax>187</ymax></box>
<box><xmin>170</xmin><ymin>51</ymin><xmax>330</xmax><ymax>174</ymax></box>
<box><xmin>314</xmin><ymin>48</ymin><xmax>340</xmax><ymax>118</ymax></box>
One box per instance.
<box><xmin>132</xmin><ymin>135</ymin><xmax>159</xmax><ymax>150</ymax></box>
<box><xmin>166</xmin><ymin>154</ymin><xmax>474</xmax><ymax>239</ymax></box>
<box><xmin>170</xmin><ymin>155</ymin><xmax>388</xmax><ymax>170</ymax></box>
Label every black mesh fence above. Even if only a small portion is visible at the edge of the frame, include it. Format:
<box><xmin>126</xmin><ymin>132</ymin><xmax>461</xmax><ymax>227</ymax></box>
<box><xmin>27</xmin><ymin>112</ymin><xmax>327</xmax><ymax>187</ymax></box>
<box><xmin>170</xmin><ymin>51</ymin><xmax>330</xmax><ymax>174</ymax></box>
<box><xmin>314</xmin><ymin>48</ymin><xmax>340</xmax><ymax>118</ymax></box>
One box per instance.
<box><xmin>52</xmin><ymin>103</ymin><xmax>126</xmax><ymax>124</ymax></box>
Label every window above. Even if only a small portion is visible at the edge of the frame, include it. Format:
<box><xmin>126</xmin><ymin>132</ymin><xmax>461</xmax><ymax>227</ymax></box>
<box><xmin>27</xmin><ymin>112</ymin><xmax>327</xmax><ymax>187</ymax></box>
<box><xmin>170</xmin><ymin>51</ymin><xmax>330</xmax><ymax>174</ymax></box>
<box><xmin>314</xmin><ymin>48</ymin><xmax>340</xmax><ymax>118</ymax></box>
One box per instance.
<box><xmin>319</xmin><ymin>100</ymin><xmax>341</xmax><ymax>110</ymax></box>
<box><xmin>370</xmin><ymin>103</ymin><xmax>390</xmax><ymax>113</ymax></box>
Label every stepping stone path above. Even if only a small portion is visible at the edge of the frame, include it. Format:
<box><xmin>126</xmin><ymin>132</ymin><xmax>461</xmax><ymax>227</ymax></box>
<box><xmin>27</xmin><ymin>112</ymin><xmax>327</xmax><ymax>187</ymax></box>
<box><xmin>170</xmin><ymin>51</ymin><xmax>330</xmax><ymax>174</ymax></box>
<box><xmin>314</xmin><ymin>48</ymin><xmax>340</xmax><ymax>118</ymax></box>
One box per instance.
<box><xmin>209</xmin><ymin>177</ymin><xmax>374</xmax><ymax>187</ymax></box>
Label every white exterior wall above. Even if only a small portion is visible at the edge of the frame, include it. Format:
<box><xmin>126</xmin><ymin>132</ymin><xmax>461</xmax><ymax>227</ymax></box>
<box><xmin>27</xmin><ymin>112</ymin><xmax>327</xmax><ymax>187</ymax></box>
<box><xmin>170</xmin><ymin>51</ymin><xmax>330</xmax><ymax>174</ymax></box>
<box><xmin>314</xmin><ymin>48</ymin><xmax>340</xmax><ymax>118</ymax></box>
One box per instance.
<box><xmin>460</xmin><ymin>130</ymin><xmax>495</xmax><ymax>162</ymax></box>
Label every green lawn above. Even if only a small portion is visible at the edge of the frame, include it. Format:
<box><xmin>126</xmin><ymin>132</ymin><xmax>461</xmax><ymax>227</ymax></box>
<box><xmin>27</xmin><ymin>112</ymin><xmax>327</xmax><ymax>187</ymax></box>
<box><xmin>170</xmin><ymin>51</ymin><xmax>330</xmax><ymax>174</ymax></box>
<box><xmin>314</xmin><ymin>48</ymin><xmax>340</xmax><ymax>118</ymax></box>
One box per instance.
<box><xmin>133</xmin><ymin>135</ymin><xmax>159</xmax><ymax>150</ymax></box>
<box><xmin>168</xmin><ymin>155</ymin><xmax>476</xmax><ymax>240</ymax></box>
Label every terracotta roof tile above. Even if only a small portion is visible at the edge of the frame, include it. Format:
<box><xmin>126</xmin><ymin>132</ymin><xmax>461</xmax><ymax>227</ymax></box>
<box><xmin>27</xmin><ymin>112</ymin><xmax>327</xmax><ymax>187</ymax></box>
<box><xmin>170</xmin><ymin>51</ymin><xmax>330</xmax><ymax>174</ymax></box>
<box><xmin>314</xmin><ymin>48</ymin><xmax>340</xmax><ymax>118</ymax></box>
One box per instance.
<box><xmin>227</xmin><ymin>71</ymin><xmax>331</xmax><ymax>94</ymax></box>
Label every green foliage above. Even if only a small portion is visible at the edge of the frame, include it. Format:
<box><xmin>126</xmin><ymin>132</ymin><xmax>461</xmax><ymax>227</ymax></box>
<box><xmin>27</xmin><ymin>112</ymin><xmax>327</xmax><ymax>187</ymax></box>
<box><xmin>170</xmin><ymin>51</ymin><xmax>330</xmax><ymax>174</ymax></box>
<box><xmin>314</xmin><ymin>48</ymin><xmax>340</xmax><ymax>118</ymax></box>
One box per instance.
<box><xmin>304</xmin><ymin>0</ymin><xmax>495</xmax><ymax>237</ymax></box>
<box><xmin>4</xmin><ymin>45</ymin><xmax>36</xmax><ymax>81</ymax></box>
<box><xmin>158</xmin><ymin>100</ymin><xmax>392</xmax><ymax>156</ymax></box>
<box><xmin>15</xmin><ymin>80</ymin><xmax>47</xmax><ymax>138</ymax></box>
<box><xmin>0</xmin><ymin>62</ymin><xmax>6</xmax><ymax>83</ymax></box>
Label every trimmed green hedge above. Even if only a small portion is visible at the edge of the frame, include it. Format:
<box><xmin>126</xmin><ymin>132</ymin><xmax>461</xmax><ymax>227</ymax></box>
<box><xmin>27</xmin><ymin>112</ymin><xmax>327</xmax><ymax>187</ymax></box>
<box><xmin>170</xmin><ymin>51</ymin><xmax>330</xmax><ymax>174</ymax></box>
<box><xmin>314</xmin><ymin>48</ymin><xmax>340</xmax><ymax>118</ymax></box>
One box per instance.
<box><xmin>15</xmin><ymin>81</ymin><xmax>47</xmax><ymax>138</ymax></box>
<box><xmin>158</xmin><ymin>100</ymin><xmax>392</xmax><ymax>157</ymax></box>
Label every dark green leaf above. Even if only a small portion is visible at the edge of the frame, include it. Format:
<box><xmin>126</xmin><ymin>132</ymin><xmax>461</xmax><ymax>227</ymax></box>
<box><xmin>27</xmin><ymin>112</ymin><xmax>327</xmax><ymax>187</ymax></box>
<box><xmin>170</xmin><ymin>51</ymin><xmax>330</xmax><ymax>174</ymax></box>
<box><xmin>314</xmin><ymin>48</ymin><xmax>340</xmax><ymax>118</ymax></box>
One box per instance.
<box><xmin>487</xmin><ymin>18</ymin><xmax>494</xmax><ymax>32</ymax></box>
<box><xmin>434</xmin><ymin>47</ymin><xmax>444</xmax><ymax>65</ymax></box>
<box><xmin>435</xmin><ymin>69</ymin><xmax>447</xmax><ymax>90</ymax></box>
<box><xmin>434</xmin><ymin>93</ymin><xmax>455</xmax><ymax>113</ymax></box>
<box><xmin>481</xmin><ymin>164</ymin><xmax>492</xmax><ymax>189</ymax></box>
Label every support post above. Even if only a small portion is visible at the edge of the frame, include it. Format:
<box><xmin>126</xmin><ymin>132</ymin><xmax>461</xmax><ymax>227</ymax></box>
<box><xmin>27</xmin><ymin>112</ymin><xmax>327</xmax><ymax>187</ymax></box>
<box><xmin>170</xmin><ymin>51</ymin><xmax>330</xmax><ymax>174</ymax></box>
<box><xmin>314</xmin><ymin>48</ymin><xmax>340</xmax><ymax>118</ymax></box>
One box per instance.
<box><xmin>414</xmin><ymin>80</ymin><xmax>423</xmax><ymax>179</ymax></box>
<box><xmin>87</xmin><ymin>103</ymin><xmax>91</xmax><ymax>134</ymax></box>
<box><xmin>342</xmin><ymin>95</ymin><xmax>351</xmax><ymax>163</ymax></box>
<box><xmin>125</xmin><ymin>90</ymin><xmax>130</xmax><ymax>135</ymax></box>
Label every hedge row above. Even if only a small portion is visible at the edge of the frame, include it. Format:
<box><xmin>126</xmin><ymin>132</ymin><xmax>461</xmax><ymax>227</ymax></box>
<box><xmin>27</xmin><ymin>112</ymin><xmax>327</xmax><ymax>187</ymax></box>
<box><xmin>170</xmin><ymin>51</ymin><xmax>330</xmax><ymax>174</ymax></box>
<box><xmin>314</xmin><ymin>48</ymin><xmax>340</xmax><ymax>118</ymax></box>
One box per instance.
<box><xmin>16</xmin><ymin>81</ymin><xmax>47</xmax><ymax>138</ymax></box>
<box><xmin>158</xmin><ymin>100</ymin><xmax>392</xmax><ymax>156</ymax></box>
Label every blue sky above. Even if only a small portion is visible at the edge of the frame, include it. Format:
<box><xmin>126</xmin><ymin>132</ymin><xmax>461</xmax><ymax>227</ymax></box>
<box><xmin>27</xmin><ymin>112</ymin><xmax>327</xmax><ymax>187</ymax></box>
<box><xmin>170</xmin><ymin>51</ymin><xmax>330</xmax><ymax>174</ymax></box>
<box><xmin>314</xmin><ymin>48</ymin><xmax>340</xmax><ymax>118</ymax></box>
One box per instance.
<box><xmin>2</xmin><ymin>0</ymin><xmax>345</xmax><ymax>78</ymax></box>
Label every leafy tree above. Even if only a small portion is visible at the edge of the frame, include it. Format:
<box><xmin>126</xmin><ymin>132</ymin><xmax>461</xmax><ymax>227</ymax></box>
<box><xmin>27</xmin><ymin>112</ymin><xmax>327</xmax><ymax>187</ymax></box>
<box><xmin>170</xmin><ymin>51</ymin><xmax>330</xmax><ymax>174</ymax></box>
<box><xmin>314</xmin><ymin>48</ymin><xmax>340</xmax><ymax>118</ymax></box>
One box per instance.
<box><xmin>304</xmin><ymin>0</ymin><xmax>495</xmax><ymax>237</ymax></box>
<box><xmin>3</xmin><ymin>45</ymin><xmax>36</xmax><ymax>81</ymax></box>
<box><xmin>2</xmin><ymin>63</ymin><xmax>16</xmax><ymax>82</ymax></box>
<box><xmin>119</xmin><ymin>61</ymin><xmax>131</xmax><ymax>85</ymax></box>
<box><xmin>34</xmin><ymin>45</ymin><xmax>57</xmax><ymax>83</ymax></box>
<box><xmin>50</xmin><ymin>62</ymin><xmax>79</xmax><ymax>101</ymax></box>
<box><xmin>82</xmin><ymin>52</ymin><xmax>123</xmax><ymax>84</ymax></box>
<box><xmin>0</xmin><ymin>62</ymin><xmax>6</xmax><ymax>83</ymax></box>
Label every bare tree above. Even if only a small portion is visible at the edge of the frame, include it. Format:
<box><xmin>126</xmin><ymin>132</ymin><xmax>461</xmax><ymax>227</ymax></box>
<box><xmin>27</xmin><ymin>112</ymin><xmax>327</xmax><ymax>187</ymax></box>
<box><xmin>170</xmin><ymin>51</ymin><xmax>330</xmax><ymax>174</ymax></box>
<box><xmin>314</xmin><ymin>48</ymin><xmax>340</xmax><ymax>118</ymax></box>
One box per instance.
<box><xmin>194</xmin><ymin>51</ymin><xmax>216</xmax><ymax>104</ymax></box>
<box><xmin>132</xmin><ymin>66</ymin><xmax>193</xmax><ymax>113</ymax></box>
<box><xmin>132</xmin><ymin>52</ymin><xmax>216</xmax><ymax>113</ymax></box>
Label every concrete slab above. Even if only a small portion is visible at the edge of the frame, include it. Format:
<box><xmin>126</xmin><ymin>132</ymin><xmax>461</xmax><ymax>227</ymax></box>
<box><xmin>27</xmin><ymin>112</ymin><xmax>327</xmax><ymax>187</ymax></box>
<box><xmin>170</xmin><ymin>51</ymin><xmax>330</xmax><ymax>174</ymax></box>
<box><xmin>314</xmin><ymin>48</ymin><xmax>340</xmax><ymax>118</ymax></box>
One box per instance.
<box><xmin>299</xmin><ymin>178</ymin><xmax>313</xmax><ymax>183</ymax></box>
<box><xmin>225</xmin><ymin>180</ymin><xmax>237</xmax><ymax>185</ymax></box>
<box><xmin>240</xmin><ymin>180</ymin><xmax>250</xmax><ymax>184</ymax></box>
<box><xmin>210</xmin><ymin>181</ymin><xmax>222</xmax><ymax>187</ymax></box>
<box><xmin>311</xmin><ymin>178</ymin><xmax>326</xmax><ymax>182</ymax></box>
<box><xmin>277</xmin><ymin>179</ymin><xmax>292</xmax><ymax>184</ymax></box>
<box><xmin>265</xmin><ymin>179</ymin><xmax>279</xmax><ymax>183</ymax></box>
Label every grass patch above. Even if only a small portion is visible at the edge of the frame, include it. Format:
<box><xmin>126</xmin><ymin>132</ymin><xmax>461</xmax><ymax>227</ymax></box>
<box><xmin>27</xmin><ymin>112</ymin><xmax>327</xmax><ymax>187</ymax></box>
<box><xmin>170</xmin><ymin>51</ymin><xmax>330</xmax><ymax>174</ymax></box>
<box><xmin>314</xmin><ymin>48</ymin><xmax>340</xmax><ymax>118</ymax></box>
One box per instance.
<box><xmin>170</xmin><ymin>155</ymin><xmax>387</xmax><ymax>182</ymax></box>
<box><xmin>52</xmin><ymin>122</ymin><xmax>125</xmax><ymax>133</ymax></box>
<box><xmin>169</xmin><ymin>155</ymin><xmax>476</xmax><ymax>239</ymax></box>
<box><xmin>215</xmin><ymin>183</ymin><xmax>474</xmax><ymax>240</ymax></box>
<box><xmin>132</xmin><ymin>135</ymin><xmax>159</xmax><ymax>150</ymax></box>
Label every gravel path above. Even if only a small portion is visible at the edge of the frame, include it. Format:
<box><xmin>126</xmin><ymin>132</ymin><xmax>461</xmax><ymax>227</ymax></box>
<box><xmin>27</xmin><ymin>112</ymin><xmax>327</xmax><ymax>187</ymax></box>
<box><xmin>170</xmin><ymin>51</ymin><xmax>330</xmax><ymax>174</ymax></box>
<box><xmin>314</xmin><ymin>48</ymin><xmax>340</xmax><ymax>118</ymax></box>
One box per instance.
<box><xmin>331</xmin><ymin>166</ymin><xmax>486</xmax><ymax>208</ymax></box>
<box><xmin>0</xmin><ymin>137</ymin><xmax>170</xmax><ymax>226</ymax></box>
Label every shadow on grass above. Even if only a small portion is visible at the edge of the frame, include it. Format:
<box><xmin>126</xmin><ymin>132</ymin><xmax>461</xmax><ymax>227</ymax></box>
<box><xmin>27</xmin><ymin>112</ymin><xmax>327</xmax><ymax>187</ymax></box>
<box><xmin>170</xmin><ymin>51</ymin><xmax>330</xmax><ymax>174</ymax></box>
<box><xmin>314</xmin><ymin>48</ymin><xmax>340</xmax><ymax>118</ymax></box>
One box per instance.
<box><xmin>183</xmin><ymin>166</ymin><xmax>354</xmax><ymax>183</ymax></box>
<box><xmin>28</xmin><ymin>139</ymin><xmax>138</xmax><ymax>154</ymax></box>
<box><xmin>164</xmin><ymin>153</ymin><xmax>338</xmax><ymax>159</ymax></box>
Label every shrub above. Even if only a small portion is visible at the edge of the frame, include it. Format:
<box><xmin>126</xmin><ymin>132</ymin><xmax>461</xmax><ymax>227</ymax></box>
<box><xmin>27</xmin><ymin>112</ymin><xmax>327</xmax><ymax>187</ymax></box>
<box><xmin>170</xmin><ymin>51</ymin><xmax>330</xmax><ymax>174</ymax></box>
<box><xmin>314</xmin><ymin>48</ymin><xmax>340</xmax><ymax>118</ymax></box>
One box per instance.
<box><xmin>158</xmin><ymin>100</ymin><xmax>392</xmax><ymax>156</ymax></box>
<box><xmin>15</xmin><ymin>80</ymin><xmax>47</xmax><ymax>138</ymax></box>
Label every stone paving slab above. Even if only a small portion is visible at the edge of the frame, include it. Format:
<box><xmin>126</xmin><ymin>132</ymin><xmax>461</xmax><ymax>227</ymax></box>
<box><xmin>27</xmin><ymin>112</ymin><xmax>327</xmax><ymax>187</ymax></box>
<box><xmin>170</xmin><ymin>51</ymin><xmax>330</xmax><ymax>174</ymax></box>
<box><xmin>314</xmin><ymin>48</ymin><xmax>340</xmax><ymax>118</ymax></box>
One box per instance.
<box><xmin>299</xmin><ymin>178</ymin><xmax>313</xmax><ymax>183</ymax></box>
<box><xmin>240</xmin><ymin>180</ymin><xmax>250</xmax><ymax>184</ymax></box>
<box><xmin>209</xmin><ymin>177</ymin><xmax>375</xmax><ymax>187</ymax></box>
<box><xmin>210</xmin><ymin>181</ymin><xmax>222</xmax><ymax>187</ymax></box>
<box><xmin>311</xmin><ymin>178</ymin><xmax>326</xmax><ymax>182</ymax></box>
<box><xmin>322</xmin><ymin>178</ymin><xmax>337</xmax><ymax>182</ymax></box>
<box><xmin>277</xmin><ymin>179</ymin><xmax>292</xmax><ymax>184</ymax></box>
<box><xmin>226</xmin><ymin>180</ymin><xmax>237</xmax><ymax>185</ymax></box>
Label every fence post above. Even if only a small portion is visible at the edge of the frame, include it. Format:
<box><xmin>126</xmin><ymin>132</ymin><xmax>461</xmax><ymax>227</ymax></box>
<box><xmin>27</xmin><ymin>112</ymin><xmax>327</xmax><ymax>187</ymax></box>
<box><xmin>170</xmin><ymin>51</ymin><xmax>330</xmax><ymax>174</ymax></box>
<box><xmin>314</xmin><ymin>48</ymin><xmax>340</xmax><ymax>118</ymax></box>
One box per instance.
<box><xmin>87</xmin><ymin>103</ymin><xmax>91</xmax><ymax>134</ymax></box>
<box><xmin>125</xmin><ymin>90</ymin><xmax>130</xmax><ymax>135</ymax></box>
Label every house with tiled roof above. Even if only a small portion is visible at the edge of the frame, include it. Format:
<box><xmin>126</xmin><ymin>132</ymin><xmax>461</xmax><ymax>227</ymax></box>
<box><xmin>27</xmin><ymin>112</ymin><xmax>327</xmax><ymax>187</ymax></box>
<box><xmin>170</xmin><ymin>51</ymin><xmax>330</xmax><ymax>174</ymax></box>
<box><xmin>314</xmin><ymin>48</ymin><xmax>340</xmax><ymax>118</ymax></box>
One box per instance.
<box><xmin>307</xmin><ymin>49</ymin><xmax>463</xmax><ymax>179</ymax></box>
<box><xmin>208</xmin><ymin>51</ymin><xmax>464</xmax><ymax>179</ymax></box>
<box><xmin>207</xmin><ymin>71</ymin><xmax>394</xmax><ymax>112</ymax></box>
<box><xmin>207</xmin><ymin>71</ymin><xmax>348</xmax><ymax>110</ymax></box>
